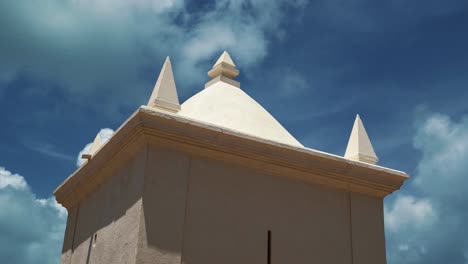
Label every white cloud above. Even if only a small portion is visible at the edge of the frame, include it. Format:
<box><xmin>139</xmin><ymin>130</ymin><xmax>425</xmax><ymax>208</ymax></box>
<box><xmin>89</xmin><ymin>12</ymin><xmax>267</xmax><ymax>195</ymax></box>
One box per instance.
<box><xmin>399</xmin><ymin>244</ymin><xmax>410</xmax><ymax>251</ymax></box>
<box><xmin>413</xmin><ymin>114</ymin><xmax>468</xmax><ymax>200</ymax></box>
<box><xmin>76</xmin><ymin>128</ymin><xmax>115</xmax><ymax>166</ymax></box>
<box><xmin>385</xmin><ymin>195</ymin><xmax>436</xmax><ymax>232</ymax></box>
<box><xmin>71</xmin><ymin>0</ymin><xmax>184</xmax><ymax>13</ymax></box>
<box><xmin>0</xmin><ymin>166</ymin><xmax>66</xmax><ymax>264</ymax></box>
<box><xmin>36</xmin><ymin>198</ymin><xmax>68</xmax><ymax>219</ymax></box>
<box><xmin>0</xmin><ymin>0</ymin><xmax>307</xmax><ymax>111</ymax></box>
<box><xmin>386</xmin><ymin>112</ymin><xmax>468</xmax><ymax>264</ymax></box>
<box><xmin>0</xmin><ymin>167</ymin><xmax>27</xmax><ymax>190</ymax></box>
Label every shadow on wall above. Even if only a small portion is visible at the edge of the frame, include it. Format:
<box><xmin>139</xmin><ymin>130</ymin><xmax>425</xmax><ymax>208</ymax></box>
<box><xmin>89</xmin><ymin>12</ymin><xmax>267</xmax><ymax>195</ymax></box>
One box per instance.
<box><xmin>61</xmin><ymin>148</ymin><xmax>149</xmax><ymax>262</ymax></box>
<box><xmin>137</xmin><ymin>146</ymin><xmax>192</xmax><ymax>261</ymax></box>
<box><xmin>62</xmin><ymin>146</ymin><xmax>191</xmax><ymax>263</ymax></box>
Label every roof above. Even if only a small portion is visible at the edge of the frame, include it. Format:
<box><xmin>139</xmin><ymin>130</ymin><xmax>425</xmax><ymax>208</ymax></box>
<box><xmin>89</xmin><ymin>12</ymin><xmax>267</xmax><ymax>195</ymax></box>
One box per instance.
<box><xmin>56</xmin><ymin>51</ymin><xmax>409</xmax><ymax>208</ymax></box>
<box><xmin>178</xmin><ymin>80</ymin><xmax>303</xmax><ymax>147</ymax></box>
<box><xmin>178</xmin><ymin>50</ymin><xmax>302</xmax><ymax>147</ymax></box>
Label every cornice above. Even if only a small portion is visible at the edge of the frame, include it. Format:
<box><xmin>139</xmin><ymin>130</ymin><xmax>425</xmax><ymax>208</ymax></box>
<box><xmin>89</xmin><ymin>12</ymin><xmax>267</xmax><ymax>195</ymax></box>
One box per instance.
<box><xmin>54</xmin><ymin>106</ymin><xmax>409</xmax><ymax>209</ymax></box>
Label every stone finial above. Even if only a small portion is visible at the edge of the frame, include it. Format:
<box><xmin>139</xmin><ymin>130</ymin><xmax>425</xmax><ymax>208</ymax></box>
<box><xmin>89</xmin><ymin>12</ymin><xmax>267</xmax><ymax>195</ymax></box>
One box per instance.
<box><xmin>81</xmin><ymin>132</ymin><xmax>102</xmax><ymax>160</ymax></box>
<box><xmin>88</xmin><ymin>133</ymin><xmax>102</xmax><ymax>155</ymax></box>
<box><xmin>206</xmin><ymin>51</ymin><xmax>240</xmax><ymax>88</ymax></box>
<box><xmin>344</xmin><ymin>114</ymin><xmax>379</xmax><ymax>164</ymax></box>
<box><xmin>214</xmin><ymin>50</ymin><xmax>236</xmax><ymax>67</ymax></box>
<box><xmin>147</xmin><ymin>56</ymin><xmax>181</xmax><ymax>112</ymax></box>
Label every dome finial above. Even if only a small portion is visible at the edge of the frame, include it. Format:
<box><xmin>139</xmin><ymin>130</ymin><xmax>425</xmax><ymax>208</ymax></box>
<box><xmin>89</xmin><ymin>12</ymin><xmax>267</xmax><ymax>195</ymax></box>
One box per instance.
<box><xmin>206</xmin><ymin>50</ymin><xmax>240</xmax><ymax>88</ymax></box>
<box><xmin>214</xmin><ymin>50</ymin><xmax>236</xmax><ymax>67</ymax></box>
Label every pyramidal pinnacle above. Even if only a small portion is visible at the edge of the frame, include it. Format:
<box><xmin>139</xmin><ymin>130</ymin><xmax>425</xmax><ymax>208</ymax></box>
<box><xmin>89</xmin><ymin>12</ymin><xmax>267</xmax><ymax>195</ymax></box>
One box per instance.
<box><xmin>344</xmin><ymin>114</ymin><xmax>379</xmax><ymax>164</ymax></box>
<box><xmin>147</xmin><ymin>56</ymin><xmax>181</xmax><ymax>112</ymax></box>
<box><xmin>206</xmin><ymin>50</ymin><xmax>240</xmax><ymax>88</ymax></box>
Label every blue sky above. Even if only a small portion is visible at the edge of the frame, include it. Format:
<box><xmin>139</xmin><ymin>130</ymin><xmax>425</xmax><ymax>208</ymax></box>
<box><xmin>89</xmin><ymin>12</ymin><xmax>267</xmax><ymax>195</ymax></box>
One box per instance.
<box><xmin>1</xmin><ymin>0</ymin><xmax>468</xmax><ymax>263</ymax></box>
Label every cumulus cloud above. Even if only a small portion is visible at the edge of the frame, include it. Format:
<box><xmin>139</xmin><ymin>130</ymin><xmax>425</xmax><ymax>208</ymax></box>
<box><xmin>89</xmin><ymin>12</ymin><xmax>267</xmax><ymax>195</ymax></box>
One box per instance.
<box><xmin>0</xmin><ymin>166</ymin><xmax>66</xmax><ymax>264</ymax></box>
<box><xmin>385</xmin><ymin>112</ymin><xmax>468</xmax><ymax>264</ymax></box>
<box><xmin>413</xmin><ymin>114</ymin><xmax>468</xmax><ymax>201</ymax></box>
<box><xmin>0</xmin><ymin>167</ymin><xmax>27</xmax><ymax>189</ymax></box>
<box><xmin>385</xmin><ymin>195</ymin><xmax>436</xmax><ymax>232</ymax></box>
<box><xmin>0</xmin><ymin>127</ymin><xmax>113</xmax><ymax>263</ymax></box>
<box><xmin>0</xmin><ymin>0</ymin><xmax>307</xmax><ymax>110</ymax></box>
<box><xmin>76</xmin><ymin>128</ymin><xmax>114</xmax><ymax>166</ymax></box>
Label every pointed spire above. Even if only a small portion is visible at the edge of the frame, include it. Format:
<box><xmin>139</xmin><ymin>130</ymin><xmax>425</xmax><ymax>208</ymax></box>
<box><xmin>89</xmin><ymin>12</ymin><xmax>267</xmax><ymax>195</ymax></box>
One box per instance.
<box><xmin>147</xmin><ymin>56</ymin><xmax>181</xmax><ymax>112</ymax></box>
<box><xmin>214</xmin><ymin>51</ymin><xmax>236</xmax><ymax>67</ymax></box>
<box><xmin>81</xmin><ymin>132</ymin><xmax>102</xmax><ymax>161</ymax></box>
<box><xmin>88</xmin><ymin>132</ymin><xmax>102</xmax><ymax>155</ymax></box>
<box><xmin>206</xmin><ymin>50</ymin><xmax>240</xmax><ymax>88</ymax></box>
<box><xmin>344</xmin><ymin>114</ymin><xmax>379</xmax><ymax>164</ymax></box>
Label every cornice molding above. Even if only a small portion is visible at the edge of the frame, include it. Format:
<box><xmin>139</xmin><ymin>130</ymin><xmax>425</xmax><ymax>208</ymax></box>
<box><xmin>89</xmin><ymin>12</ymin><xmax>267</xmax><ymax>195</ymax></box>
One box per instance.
<box><xmin>55</xmin><ymin>106</ymin><xmax>409</xmax><ymax>209</ymax></box>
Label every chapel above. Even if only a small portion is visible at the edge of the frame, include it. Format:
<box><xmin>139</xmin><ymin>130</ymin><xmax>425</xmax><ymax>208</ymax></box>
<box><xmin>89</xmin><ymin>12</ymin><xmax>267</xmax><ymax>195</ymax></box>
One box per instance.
<box><xmin>55</xmin><ymin>51</ymin><xmax>408</xmax><ymax>264</ymax></box>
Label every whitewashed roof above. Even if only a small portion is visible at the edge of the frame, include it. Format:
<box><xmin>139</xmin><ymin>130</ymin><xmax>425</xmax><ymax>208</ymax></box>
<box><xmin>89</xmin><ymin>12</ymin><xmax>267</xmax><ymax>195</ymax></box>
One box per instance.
<box><xmin>178</xmin><ymin>81</ymin><xmax>303</xmax><ymax>147</ymax></box>
<box><xmin>177</xmin><ymin>51</ymin><xmax>303</xmax><ymax>147</ymax></box>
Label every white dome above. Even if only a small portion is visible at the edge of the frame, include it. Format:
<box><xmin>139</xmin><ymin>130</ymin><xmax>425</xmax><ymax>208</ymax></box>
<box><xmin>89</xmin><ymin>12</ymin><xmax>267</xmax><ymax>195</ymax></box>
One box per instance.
<box><xmin>178</xmin><ymin>81</ymin><xmax>303</xmax><ymax>147</ymax></box>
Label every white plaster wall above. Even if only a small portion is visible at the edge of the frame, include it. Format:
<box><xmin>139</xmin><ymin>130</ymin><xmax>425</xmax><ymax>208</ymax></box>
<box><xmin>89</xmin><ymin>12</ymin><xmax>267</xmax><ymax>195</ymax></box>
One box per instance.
<box><xmin>181</xmin><ymin>156</ymin><xmax>386</xmax><ymax>264</ymax></box>
<box><xmin>181</xmin><ymin>157</ymin><xmax>348</xmax><ymax>263</ymax></box>
<box><xmin>60</xmin><ymin>145</ymin><xmax>387</xmax><ymax>264</ymax></box>
<box><xmin>351</xmin><ymin>193</ymin><xmax>387</xmax><ymax>264</ymax></box>
<box><xmin>135</xmin><ymin>146</ymin><xmax>191</xmax><ymax>264</ymax></box>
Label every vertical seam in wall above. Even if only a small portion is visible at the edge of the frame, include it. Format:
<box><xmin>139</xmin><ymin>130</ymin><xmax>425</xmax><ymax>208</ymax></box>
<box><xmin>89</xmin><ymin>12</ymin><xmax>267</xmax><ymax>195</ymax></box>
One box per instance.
<box><xmin>70</xmin><ymin>203</ymin><xmax>80</xmax><ymax>264</ymax></box>
<box><xmin>348</xmin><ymin>192</ymin><xmax>354</xmax><ymax>264</ymax></box>
<box><xmin>381</xmin><ymin>199</ymin><xmax>388</xmax><ymax>264</ymax></box>
<box><xmin>179</xmin><ymin>156</ymin><xmax>193</xmax><ymax>264</ymax></box>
